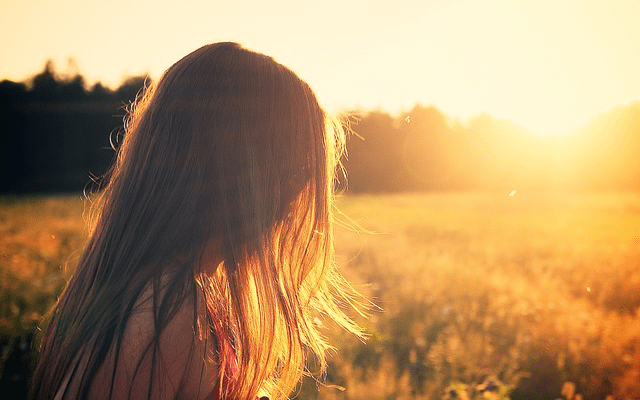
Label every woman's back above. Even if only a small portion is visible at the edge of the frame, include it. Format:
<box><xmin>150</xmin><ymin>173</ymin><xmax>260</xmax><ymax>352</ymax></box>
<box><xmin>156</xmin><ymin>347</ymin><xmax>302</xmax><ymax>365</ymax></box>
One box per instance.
<box><xmin>55</xmin><ymin>277</ymin><xmax>218</xmax><ymax>400</ymax></box>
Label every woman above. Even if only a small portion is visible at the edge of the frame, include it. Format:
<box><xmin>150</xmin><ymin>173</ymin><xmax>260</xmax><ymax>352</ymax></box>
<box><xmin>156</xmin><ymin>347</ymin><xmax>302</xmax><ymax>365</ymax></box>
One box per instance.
<box><xmin>30</xmin><ymin>42</ymin><xmax>364</xmax><ymax>400</ymax></box>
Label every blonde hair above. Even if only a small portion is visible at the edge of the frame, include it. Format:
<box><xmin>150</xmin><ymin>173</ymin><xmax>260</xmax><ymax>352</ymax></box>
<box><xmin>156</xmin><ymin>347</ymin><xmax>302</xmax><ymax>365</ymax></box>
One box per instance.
<box><xmin>31</xmin><ymin>42</ymin><xmax>364</xmax><ymax>400</ymax></box>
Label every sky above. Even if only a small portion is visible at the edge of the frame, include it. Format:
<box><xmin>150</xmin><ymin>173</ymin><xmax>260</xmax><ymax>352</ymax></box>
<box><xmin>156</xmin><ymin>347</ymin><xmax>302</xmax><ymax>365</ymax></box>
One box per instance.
<box><xmin>1</xmin><ymin>0</ymin><xmax>639</xmax><ymax>136</ymax></box>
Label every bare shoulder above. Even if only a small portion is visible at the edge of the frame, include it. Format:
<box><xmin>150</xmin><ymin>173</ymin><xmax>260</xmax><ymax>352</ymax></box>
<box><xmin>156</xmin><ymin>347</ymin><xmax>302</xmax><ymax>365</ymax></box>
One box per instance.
<box><xmin>90</xmin><ymin>278</ymin><xmax>219</xmax><ymax>400</ymax></box>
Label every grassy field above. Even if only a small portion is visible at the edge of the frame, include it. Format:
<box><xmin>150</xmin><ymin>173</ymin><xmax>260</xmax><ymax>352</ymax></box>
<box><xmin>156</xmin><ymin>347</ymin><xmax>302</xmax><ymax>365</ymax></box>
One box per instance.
<box><xmin>1</xmin><ymin>192</ymin><xmax>640</xmax><ymax>399</ymax></box>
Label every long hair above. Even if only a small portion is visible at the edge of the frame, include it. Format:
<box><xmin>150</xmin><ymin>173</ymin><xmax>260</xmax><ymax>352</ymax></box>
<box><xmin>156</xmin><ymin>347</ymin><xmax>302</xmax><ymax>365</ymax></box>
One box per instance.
<box><xmin>30</xmin><ymin>42</ymin><xmax>364</xmax><ymax>400</ymax></box>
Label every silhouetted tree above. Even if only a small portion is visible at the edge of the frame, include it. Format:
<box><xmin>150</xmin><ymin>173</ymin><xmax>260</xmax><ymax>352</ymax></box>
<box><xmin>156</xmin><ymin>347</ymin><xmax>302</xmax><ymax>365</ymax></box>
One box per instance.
<box><xmin>3</xmin><ymin>57</ymin><xmax>640</xmax><ymax>194</ymax></box>
<box><xmin>343</xmin><ymin>110</ymin><xmax>407</xmax><ymax>192</ymax></box>
<box><xmin>59</xmin><ymin>75</ymin><xmax>86</xmax><ymax>101</ymax></box>
<box><xmin>116</xmin><ymin>75</ymin><xmax>150</xmax><ymax>104</ymax></box>
<box><xmin>0</xmin><ymin>80</ymin><xmax>28</xmax><ymax>106</ymax></box>
<box><xmin>88</xmin><ymin>82</ymin><xmax>113</xmax><ymax>100</ymax></box>
<box><xmin>31</xmin><ymin>60</ymin><xmax>59</xmax><ymax>101</ymax></box>
<box><xmin>402</xmin><ymin>105</ymin><xmax>456</xmax><ymax>190</ymax></box>
<box><xmin>0</xmin><ymin>61</ymin><xmax>131</xmax><ymax>192</ymax></box>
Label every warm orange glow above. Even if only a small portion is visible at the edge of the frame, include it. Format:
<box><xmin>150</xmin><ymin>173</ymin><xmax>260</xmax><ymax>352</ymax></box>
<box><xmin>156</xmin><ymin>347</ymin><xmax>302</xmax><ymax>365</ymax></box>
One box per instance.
<box><xmin>1</xmin><ymin>0</ymin><xmax>639</xmax><ymax>136</ymax></box>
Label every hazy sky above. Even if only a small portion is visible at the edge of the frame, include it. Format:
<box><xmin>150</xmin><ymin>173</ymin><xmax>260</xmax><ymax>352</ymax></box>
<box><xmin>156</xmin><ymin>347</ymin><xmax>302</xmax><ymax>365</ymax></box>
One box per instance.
<box><xmin>1</xmin><ymin>0</ymin><xmax>639</xmax><ymax>135</ymax></box>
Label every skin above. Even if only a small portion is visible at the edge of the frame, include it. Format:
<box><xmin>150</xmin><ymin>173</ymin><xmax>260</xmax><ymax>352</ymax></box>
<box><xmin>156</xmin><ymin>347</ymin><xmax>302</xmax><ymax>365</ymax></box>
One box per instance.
<box><xmin>55</xmin><ymin>241</ymin><xmax>226</xmax><ymax>400</ymax></box>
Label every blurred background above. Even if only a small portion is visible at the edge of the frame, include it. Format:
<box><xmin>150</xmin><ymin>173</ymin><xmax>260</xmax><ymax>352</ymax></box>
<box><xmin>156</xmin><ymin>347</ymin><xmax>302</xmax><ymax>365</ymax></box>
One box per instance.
<box><xmin>1</xmin><ymin>0</ymin><xmax>639</xmax><ymax>399</ymax></box>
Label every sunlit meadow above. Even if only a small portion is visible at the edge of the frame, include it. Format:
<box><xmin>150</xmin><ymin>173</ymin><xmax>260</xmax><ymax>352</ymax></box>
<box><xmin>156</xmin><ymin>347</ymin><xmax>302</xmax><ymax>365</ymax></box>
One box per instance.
<box><xmin>2</xmin><ymin>192</ymin><xmax>639</xmax><ymax>399</ymax></box>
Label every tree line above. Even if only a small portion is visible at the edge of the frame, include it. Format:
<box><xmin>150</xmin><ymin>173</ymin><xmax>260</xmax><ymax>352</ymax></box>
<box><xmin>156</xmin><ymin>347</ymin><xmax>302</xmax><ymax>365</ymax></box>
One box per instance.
<box><xmin>343</xmin><ymin>104</ymin><xmax>640</xmax><ymax>192</ymax></box>
<box><xmin>0</xmin><ymin>60</ymin><xmax>148</xmax><ymax>192</ymax></box>
<box><xmin>2</xmin><ymin>61</ymin><xmax>640</xmax><ymax>193</ymax></box>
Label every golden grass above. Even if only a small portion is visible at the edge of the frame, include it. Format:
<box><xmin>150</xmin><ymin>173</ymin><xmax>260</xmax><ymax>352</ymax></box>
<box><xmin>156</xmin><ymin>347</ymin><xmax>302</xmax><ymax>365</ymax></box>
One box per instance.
<box><xmin>2</xmin><ymin>192</ymin><xmax>639</xmax><ymax>399</ymax></box>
